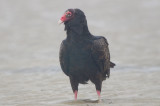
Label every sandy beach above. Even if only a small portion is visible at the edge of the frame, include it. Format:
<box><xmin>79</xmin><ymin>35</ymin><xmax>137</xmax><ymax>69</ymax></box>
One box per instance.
<box><xmin>0</xmin><ymin>68</ymin><xmax>160</xmax><ymax>106</ymax></box>
<box><xmin>0</xmin><ymin>0</ymin><xmax>160</xmax><ymax>105</ymax></box>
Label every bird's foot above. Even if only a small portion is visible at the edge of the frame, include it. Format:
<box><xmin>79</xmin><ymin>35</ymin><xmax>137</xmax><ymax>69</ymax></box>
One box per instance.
<box><xmin>98</xmin><ymin>97</ymin><xmax>101</xmax><ymax>103</ymax></box>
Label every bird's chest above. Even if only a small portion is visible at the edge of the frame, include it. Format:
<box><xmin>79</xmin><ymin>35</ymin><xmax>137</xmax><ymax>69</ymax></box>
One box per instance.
<box><xmin>68</xmin><ymin>42</ymin><xmax>93</xmax><ymax>65</ymax></box>
<box><xmin>69</xmin><ymin>44</ymin><xmax>91</xmax><ymax>60</ymax></box>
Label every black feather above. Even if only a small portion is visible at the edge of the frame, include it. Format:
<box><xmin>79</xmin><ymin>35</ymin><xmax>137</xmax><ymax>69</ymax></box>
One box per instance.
<box><xmin>59</xmin><ymin>9</ymin><xmax>115</xmax><ymax>93</ymax></box>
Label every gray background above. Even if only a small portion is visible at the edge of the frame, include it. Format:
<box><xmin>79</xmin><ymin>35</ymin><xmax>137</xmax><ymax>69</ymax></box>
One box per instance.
<box><xmin>0</xmin><ymin>0</ymin><xmax>160</xmax><ymax>71</ymax></box>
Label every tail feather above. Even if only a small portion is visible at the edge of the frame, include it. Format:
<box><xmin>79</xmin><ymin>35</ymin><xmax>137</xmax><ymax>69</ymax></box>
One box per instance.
<box><xmin>110</xmin><ymin>61</ymin><xmax>116</xmax><ymax>68</ymax></box>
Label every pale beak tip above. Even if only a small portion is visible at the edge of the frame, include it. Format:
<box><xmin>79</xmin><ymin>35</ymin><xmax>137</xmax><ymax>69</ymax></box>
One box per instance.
<box><xmin>58</xmin><ymin>20</ymin><xmax>63</xmax><ymax>25</ymax></box>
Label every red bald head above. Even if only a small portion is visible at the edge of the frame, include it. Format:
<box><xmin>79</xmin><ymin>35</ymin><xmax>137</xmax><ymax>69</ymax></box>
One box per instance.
<box><xmin>58</xmin><ymin>9</ymin><xmax>75</xmax><ymax>24</ymax></box>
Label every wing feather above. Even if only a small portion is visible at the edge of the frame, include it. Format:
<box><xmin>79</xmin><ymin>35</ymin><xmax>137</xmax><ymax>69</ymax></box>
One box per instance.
<box><xmin>59</xmin><ymin>40</ymin><xmax>69</xmax><ymax>76</ymax></box>
<box><xmin>91</xmin><ymin>37</ymin><xmax>110</xmax><ymax>77</ymax></box>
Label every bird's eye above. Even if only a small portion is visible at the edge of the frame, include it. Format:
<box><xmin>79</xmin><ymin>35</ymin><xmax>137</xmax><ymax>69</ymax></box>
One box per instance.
<box><xmin>65</xmin><ymin>12</ymin><xmax>72</xmax><ymax>18</ymax></box>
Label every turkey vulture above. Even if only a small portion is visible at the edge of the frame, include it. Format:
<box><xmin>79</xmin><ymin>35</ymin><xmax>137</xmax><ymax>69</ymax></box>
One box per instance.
<box><xmin>58</xmin><ymin>9</ymin><xmax>115</xmax><ymax>101</ymax></box>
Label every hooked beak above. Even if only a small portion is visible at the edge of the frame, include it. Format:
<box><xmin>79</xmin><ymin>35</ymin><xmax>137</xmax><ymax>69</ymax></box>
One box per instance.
<box><xmin>58</xmin><ymin>20</ymin><xmax>63</xmax><ymax>25</ymax></box>
<box><xmin>58</xmin><ymin>14</ymin><xmax>66</xmax><ymax>25</ymax></box>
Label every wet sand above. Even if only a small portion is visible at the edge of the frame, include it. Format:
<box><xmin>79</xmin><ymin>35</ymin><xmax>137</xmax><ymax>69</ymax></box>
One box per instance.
<box><xmin>0</xmin><ymin>0</ymin><xmax>160</xmax><ymax>105</ymax></box>
<box><xmin>0</xmin><ymin>68</ymin><xmax>160</xmax><ymax>106</ymax></box>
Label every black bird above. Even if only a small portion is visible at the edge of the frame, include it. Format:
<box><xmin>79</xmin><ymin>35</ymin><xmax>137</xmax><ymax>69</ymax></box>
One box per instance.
<box><xmin>58</xmin><ymin>9</ymin><xmax>115</xmax><ymax>101</ymax></box>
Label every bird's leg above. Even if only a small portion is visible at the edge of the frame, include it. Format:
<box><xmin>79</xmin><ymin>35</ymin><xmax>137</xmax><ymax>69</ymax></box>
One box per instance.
<box><xmin>74</xmin><ymin>90</ymin><xmax>78</xmax><ymax>100</ymax></box>
<box><xmin>95</xmin><ymin>80</ymin><xmax>102</xmax><ymax>102</ymax></box>
<box><xmin>96</xmin><ymin>90</ymin><xmax>101</xmax><ymax>102</ymax></box>
<box><xmin>69</xmin><ymin>77</ymin><xmax>79</xmax><ymax>100</ymax></box>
